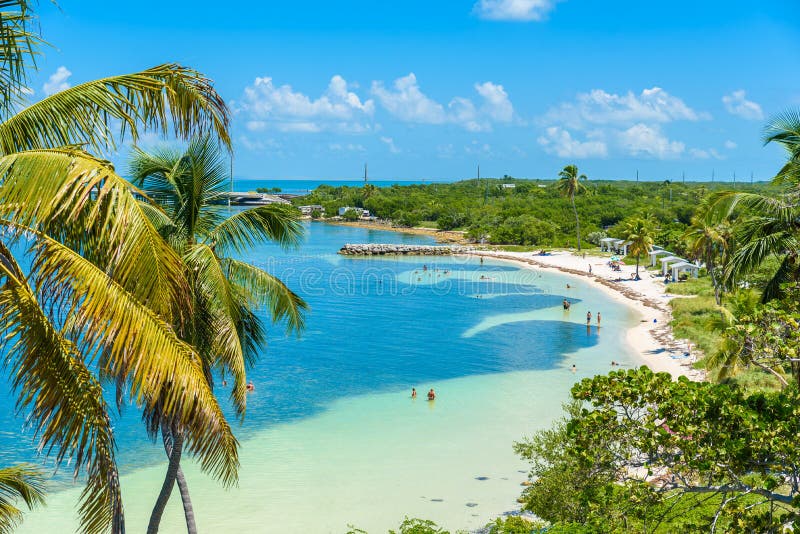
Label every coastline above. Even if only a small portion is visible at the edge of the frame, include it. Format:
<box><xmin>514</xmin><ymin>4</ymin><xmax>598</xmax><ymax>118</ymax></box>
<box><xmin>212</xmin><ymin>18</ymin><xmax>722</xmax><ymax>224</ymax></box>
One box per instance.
<box><xmin>321</xmin><ymin>219</ymin><xmax>469</xmax><ymax>243</ymax></box>
<box><xmin>463</xmin><ymin>250</ymin><xmax>706</xmax><ymax>381</ymax></box>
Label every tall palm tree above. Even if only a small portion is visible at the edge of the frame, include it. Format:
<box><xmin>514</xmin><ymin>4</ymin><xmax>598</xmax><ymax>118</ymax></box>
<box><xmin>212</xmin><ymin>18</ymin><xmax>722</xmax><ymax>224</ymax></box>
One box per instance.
<box><xmin>621</xmin><ymin>218</ymin><xmax>654</xmax><ymax>279</ymax></box>
<box><xmin>0</xmin><ymin>464</ymin><xmax>45</xmax><ymax>534</ymax></box>
<box><xmin>556</xmin><ymin>164</ymin><xmax>588</xmax><ymax>251</ymax></box>
<box><xmin>683</xmin><ymin>202</ymin><xmax>733</xmax><ymax>305</ymax></box>
<box><xmin>129</xmin><ymin>137</ymin><xmax>307</xmax><ymax>533</ymax></box>
<box><xmin>0</xmin><ymin>2</ymin><xmax>238</xmax><ymax>532</ymax></box>
<box><xmin>707</xmin><ymin>110</ymin><xmax>800</xmax><ymax>302</ymax></box>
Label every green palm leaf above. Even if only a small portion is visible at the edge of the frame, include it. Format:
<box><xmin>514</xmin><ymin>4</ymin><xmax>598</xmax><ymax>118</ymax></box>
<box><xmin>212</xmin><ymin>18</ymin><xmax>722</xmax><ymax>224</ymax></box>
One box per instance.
<box><xmin>205</xmin><ymin>204</ymin><xmax>303</xmax><ymax>254</ymax></box>
<box><xmin>0</xmin><ymin>463</ymin><xmax>45</xmax><ymax>534</ymax></box>
<box><xmin>0</xmin><ymin>63</ymin><xmax>230</xmax><ymax>155</ymax></box>
<box><xmin>223</xmin><ymin>258</ymin><xmax>307</xmax><ymax>334</ymax></box>
<box><xmin>0</xmin><ymin>241</ymin><xmax>119</xmax><ymax>534</ymax></box>
<box><xmin>0</xmin><ymin>1</ymin><xmax>40</xmax><ymax>116</ymax></box>
<box><xmin>18</xmin><ymin>229</ymin><xmax>240</xmax><ymax>488</ymax></box>
<box><xmin>0</xmin><ymin>148</ymin><xmax>192</xmax><ymax>320</ymax></box>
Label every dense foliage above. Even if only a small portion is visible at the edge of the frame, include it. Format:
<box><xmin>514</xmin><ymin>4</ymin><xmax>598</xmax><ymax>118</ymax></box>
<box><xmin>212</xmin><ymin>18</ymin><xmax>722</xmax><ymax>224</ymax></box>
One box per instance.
<box><xmin>517</xmin><ymin>368</ymin><xmax>800</xmax><ymax>533</ymax></box>
<box><xmin>295</xmin><ymin>179</ymin><xmax>773</xmax><ymax>250</ymax></box>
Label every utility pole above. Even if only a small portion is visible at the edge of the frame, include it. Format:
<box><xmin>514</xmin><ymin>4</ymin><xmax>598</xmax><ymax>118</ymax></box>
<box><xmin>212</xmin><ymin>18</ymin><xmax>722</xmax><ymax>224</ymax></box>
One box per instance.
<box><xmin>733</xmin><ymin>171</ymin><xmax>736</xmax><ymax>189</ymax></box>
<box><xmin>364</xmin><ymin>163</ymin><xmax>368</xmax><ymax>183</ymax></box>
<box><xmin>636</xmin><ymin>169</ymin><xmax>639</xmax><ymax>183</ymax></box>
<box><xmin>682</xmin><ymin>171</ymin><xmax>685</xmax><ymax>184</ymax></box>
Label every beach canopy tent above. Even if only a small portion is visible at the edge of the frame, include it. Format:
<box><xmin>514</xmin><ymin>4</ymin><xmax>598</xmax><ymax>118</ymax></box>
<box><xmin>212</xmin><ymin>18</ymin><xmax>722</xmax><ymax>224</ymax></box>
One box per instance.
<box><xmin>599</xmin><ymin>237</ymin><xmax>619</xmax><ymax>252</ymax></box>
<box><xmin>650</xmin><ymin>249</ymin><xmax>673</xmax><ymax>267</ymax></box>
<box><xmin>617</xmin><ymin>240</ymin><xmax>633</xmax><ymax>256</ymax></box>
<box><xmin>660</xmin><ymin>256</ymin><xmax>685</xmax><ymax>275</ymax></box>
<box><xmin>670</xmin><ymin>261</ymin><xmax>700</xmax><ymax>281</ymax></box>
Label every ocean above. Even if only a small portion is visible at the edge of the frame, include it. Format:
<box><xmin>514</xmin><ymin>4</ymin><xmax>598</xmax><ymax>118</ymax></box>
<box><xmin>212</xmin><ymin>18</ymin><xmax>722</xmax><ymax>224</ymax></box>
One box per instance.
<box><xmin>13</xmin><ymin>221</ymin><xmax>639</xmax><ymax>533</ymax></box>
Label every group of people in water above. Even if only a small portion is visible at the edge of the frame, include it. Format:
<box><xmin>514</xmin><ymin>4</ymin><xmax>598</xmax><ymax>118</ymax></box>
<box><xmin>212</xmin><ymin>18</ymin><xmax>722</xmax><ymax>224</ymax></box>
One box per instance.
<box><xmin>411</xmin><ymin>387</ymin><xmax>436</xmax><ymax>401</ymax></box>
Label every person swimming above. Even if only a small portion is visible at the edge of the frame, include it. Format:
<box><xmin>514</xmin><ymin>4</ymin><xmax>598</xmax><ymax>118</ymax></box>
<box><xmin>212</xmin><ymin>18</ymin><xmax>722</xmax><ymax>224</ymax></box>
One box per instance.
<box><xmin>427</xmin><ymin>388</ymin><xmax>436</xmax><ymax>401</ymax></box>
<box><xmin>571</xmin><ymin>364</ymin><xmax>577</xmax><ymax>372</ymax></box>
<box><xmin>246</xmin><ymin>381</ymin><xmax>255</xmax><ymax>392</ymax></box>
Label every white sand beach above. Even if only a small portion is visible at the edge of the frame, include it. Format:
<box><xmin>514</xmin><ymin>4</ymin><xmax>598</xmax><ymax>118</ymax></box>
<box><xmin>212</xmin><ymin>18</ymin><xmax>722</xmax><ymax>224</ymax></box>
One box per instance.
<box><xmin>467</xmin><ymin>250</ymin><xmax>706</xmax><ymax>381</ymax></box>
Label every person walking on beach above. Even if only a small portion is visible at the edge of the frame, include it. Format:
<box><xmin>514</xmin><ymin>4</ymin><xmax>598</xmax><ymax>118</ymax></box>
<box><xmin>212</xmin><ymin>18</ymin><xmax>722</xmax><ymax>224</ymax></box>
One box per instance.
<box><xmin>411</xmin><ymin>388</ymin><xmax>417</xmax><ymax>399</ymax></box>
<box><xmin>586</xmin><ymin>311</ymin><xmax>592</xmax><ymax>325</ymax></box>
<box><xmin>427</xmin><ymin>388</ymin><xmax>436</xmax><ymax>401</ymax></box>
<box><xmin>588</xmin><ymin>264</ymin><xmax>592</xmax><ymax>274</ymax></box>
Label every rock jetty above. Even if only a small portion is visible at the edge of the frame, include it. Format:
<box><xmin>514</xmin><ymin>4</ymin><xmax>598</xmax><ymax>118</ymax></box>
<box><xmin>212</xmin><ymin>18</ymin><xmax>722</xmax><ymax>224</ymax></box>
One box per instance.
<box><xmin>339</xmin><ymin>243</ymin><xmax>471</xmax><ymax>256</ymax></box>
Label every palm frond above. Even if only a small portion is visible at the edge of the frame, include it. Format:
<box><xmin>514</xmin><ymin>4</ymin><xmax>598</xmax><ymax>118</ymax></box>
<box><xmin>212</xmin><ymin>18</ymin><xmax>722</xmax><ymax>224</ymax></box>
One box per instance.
<box><xmin>0</xmin><ymin>463</ymin><xmax>45</xmax><ymax>534</ymax></box>
<box><xmin>223</xmin><ymin>258</ymin><xmax>307</xmax><ymax>334</ymax></box>
<box><xmin>0</xmin><ymin>63</ymin><xmax>230</xmax><ymax>155</ymax></box>
<box><xmin>185</xmin><ymin>244</ymin><xmax>247</xmax><ymax>417</ymax></box>
<box><xmin>0</xmin><ymin>1</ymin><xmax>41</xmax><ymax>116</ymax></box>
<box><xmin>0</xmin><ymin>241</ymin><xmax>120</xmax><ymax>534</ymax></box>
<box><xmin>205</xmin><ymin>204</ymin><xmax>303</xmax><ymax>255</ymax></box>
<box><xmin>20</xmin><ymin>230</ymin><xmax>240</xmax><ymax>486</ymax></box>
<box><xmin>0</xmin><ymin>148</ymin><xmax>191</xmax><ymax>320</ymax></box>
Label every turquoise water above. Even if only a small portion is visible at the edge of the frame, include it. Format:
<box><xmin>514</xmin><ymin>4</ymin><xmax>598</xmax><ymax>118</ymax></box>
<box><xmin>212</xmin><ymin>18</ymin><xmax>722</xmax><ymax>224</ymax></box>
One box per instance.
<box><xmin>12</xmin><ymin>222</ymin><xmax>639</xmax><ymax>532</ymax></box>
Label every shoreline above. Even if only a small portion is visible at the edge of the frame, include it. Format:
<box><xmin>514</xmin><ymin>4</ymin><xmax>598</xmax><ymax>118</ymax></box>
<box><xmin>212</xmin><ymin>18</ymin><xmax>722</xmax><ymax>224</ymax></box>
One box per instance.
<box><xmin>321</xmin><ymin>219</ymin><xmax>469</xmax><ymax>243</ymax></box>
<box><xmin>463</xmin><ymin>250</ymin><xmax>706</xmax><ymax>381</ymax></box>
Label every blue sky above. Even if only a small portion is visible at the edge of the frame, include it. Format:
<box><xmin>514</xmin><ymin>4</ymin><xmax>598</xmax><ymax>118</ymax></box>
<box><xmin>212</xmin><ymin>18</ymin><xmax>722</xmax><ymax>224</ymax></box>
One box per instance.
<box><xmin>30</xmin><ymin>0</ymin><xmax>800</xmax><ymax>181</ymax></box>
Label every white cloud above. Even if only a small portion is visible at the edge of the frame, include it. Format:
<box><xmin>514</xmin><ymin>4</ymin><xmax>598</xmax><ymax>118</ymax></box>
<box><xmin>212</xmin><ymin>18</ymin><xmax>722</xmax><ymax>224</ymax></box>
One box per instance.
<box><xmin>474</xmin><ymin>81</ymin><xmax>514</xmax><ymax>122</ymax></box>
<box><xmin>543</xmin><ymin>87</ymin><xmax>707</xmax><ymax>129</ymax></box>
<box><xmin>238</xmin><ymin>74</ymin><xmax>374</xmax><ymax>133</ymax></box>
<box><xmin>43</xmin><ymin>66</ymin><xmax>71</xmax><ymax>96</ymax></box>
<box><xmin>371</xmin><ymin>73</ymin><xmax>447</xmax><ymax>124</ymax></box>
<box><xmin>722</xmin><ymin>90</ymin><xmax>764</xmax><ymax>120</ymax></box>
<box><xmin>380</xmin><ymin>136</ymin><xmax>401</xmax><ymax>154</ymax></box>
<box><xmin>473</xmin><ymin>0</ymin><xmax>561</xmax><ymax>21</ymax></box>
<box><xmin>689</xmin><ymin>148</ymin><xmax>724</xmax><ymax>160</ymax></box>
<box><xmin>237</xmin><ymin>136</ymin><xmax>285</xmax><ymax>156</ymax></box>
<box><xmin>537</xmin><ymin>126</ymin><xmax>607</xmax><ymax>158</ymax></box>
<box><xmin>618</xmin><ymin>124</ymin><xmax>684</xmax><ymax>159</ymax></box>
<box><xmin>465</xmin><ymin>140</ymin><xmax>493</xmax><ymax>156</ymax></box>
<box><xmin>371</xmin><ymin>73</ymin><xmax>515</xmax><ymax>131</ymax></box>
<box><xmin>724</xmin><ymin>140</ymin><xmax>737</xmax><ymax>150</ymax></box>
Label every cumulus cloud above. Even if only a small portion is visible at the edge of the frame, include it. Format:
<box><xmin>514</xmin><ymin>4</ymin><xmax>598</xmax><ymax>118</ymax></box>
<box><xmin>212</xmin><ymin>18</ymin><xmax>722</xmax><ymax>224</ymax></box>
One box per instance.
<box><xmin>618</xmin><ymin>124</ymin><xmax>684</xmax><ymax>159</ymax></box>
<box><xmin>238</xmin><ymin>74</ymin><xmax>374</xmax><ymax>133</ymax></box>
<box><xmin>543</xmin><ymin>87</ymin><xmax>707</xmax><ymax>129</ymax></box>
<box><xmin>539</xmin><ymin>87</ymin><xmax>708</xmax><ymax>160</ymax></box>
<box><xmin>537</xmin><ymin>126</ymin><xmax>607</xmax><ymax>158</ymax></box>
<box><xmin>371</xmin><ymin>73</ymin><xmax>514</xmax><ymax>131</ymax></box>
<box><xmin>722</xmin><ymin>90</ymin><xmax>764</xmax><ymax>120</ymax></box>
<box><xmin>329</xmin><ymin>142</ymin><xmax>366</xmax><ymax>153</ymax></box>
<box><xmin>380</xmin><ymin>136</ymin><xmax>401</xmax><ymax>154</ymax></box>
<box><xmin>724</xmin><ymin>140</ymin><xmax>737</xmax><ymax>150</ymax></box>
<box><xmin>43</xmin><ymin>66</ymin><xmax>71</xmax><ymax>96</ymax></box>
<box><xmin>473</xmin><ymin>0</ymin><xmax>561</xmax><ymax>21</ymax></box>
<box><xmin>689</xmin><ymin>148</ymin><xmax>724</xmax><ymax>160</ymax></box>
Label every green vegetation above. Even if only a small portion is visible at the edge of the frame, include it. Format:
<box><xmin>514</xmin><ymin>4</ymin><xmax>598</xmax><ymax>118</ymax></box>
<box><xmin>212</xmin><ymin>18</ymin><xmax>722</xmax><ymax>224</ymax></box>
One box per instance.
<box><xmin>256</xmin><ymin>186</ymin><xmax>282</xmax><ymax>193</ymax></box>
<box><xmin>295</xmin><ymin>178</ymin><xmax>773</xmax><ymax>250</ymax></box>
<box><xmin>516</xmin><ymin>368</ymin><xmax>800</xmax><ymax>532</ymax></box>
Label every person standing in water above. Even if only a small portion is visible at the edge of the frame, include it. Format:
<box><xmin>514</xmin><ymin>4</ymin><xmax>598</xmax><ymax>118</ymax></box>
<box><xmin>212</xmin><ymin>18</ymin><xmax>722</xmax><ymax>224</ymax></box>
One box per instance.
<box><xmin>586</xmin><ymin>311</ymin><xmax>592</xmax><ymax>325</ymax></box>
<box><xmin>427</xmin><ymin>388</ymin><xmax>436</xmax><ymax>401</ymax></box>
<box><xmin>597</xmin><ymin>312</ymin><xmax>601</xmax><ymax>326</ymax></box>
<box><xmin>411</xmin><ymin>388</ymin><xmax>417</xmax><ymax>399</ymax></box>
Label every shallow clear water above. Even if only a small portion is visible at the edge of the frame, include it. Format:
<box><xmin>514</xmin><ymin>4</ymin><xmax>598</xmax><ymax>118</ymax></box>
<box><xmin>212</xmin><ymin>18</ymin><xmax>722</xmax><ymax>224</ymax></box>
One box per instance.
<box><xmin>11</xmin><ymin>222</ymin><xmax>639</xmax><ymax>533</ymax></box>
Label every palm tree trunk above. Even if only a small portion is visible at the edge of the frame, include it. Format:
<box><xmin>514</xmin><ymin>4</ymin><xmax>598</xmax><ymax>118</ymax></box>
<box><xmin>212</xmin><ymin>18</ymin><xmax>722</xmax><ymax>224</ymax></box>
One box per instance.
<box><xmin>176</xmin><ymin>467</ymin><xmax>197</xmax><ymax>534</ymax></box>
<box><xmin>147</xmin><ymin>422</ymin><xmax>184</xmax><ymax>534</ymax></box>
<box><xmin>635</xmin><ymin>254</ymin><xmax>640</xmax><ymax>278</ymax></box>
<box><xmin>571</xmin><ymin>195</ymin><xmax>581</xmax><ymax>251</ymax></box>
<box><xmin>159</xmin><ymin>422</ymin><xmax>197</xmax><ymax>533</ymax></box>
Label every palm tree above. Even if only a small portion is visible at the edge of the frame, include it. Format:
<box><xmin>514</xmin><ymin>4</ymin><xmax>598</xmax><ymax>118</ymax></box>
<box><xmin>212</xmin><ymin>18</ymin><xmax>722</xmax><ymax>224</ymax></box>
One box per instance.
<box><xmin>0</xmin><ymin>2</ymin><xmax>238</xmax><ymax>532</ymax></box>
<box><xmin>707</xmin><ymin>110</ymin><xmax>800</xmax><ymax>302</ymax></box>
<box><xmin>621</xmin><ymin>218</ymin><xmax>654</xmax><ymax>279</ymax></box>
<box><xmin>129</xmin><ymin>137</ymin><xmax>307</xmax><ymax>533</ymax></box>
<box><xmin>556</xmin><ymin>164</ymin><xmax>588</xmax><ymax>251</ymax></box>
<box><xmin>0</xmin><ymin>464</ymin><xmax>45</xmax><ymax>533</ymax></box>
<box><xmin>683</xmin><ymin>202</ymin><xmax>733</xmax><ymax>305</ymax></box>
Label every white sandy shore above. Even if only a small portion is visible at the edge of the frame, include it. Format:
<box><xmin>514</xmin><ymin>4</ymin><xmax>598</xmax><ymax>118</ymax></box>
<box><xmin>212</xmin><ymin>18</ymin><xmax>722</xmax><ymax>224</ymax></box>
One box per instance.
<box><xmin>466</xmin><ymin>250</ymin><xmax>706</xmax><ymax>381</ymax></box>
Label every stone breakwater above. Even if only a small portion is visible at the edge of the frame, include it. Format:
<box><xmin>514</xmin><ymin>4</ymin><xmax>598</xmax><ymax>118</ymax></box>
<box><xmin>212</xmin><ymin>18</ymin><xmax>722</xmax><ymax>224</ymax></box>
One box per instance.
<box><xmin>339</xmin><ymin>243</ymin><xmax>472</xmax><ymax>255</ymax></box>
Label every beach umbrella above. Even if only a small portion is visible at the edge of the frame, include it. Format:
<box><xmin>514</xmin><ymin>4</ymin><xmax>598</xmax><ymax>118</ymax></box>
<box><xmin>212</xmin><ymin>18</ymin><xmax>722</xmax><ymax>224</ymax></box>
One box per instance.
<box><xmin>610</xmin><ymin>255</ymin><xmax>620</xmax><ymax>261</ymax></box>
